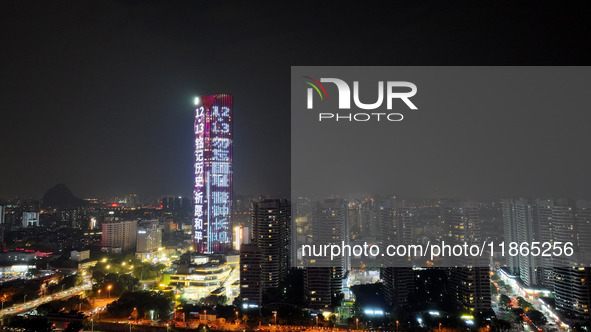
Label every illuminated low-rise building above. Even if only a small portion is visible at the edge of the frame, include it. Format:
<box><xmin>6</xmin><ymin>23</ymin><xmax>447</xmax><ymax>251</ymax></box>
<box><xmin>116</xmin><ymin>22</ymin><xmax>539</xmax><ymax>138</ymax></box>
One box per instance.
<box><xmin>136</xmin><ymin>221</ymin><xmax>162</xmax><ymax>253</ymax></box>
<box><xmin>164</xmin><ymin>254</ymin><xmax>240</xmax><ymax>304</ymax></box>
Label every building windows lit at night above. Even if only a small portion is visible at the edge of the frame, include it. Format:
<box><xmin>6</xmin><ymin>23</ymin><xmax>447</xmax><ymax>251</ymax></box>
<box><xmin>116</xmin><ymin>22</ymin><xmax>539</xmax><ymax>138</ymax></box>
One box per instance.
<box><xmin>193</xmin><ymin>94</ymin><xmax>233</xmax><ymax>253</ymax></box>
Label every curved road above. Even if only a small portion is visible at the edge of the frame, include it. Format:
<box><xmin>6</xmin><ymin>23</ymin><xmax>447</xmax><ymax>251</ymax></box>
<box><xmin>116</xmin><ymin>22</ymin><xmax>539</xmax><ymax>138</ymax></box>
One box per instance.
<box><xmin>0</xmin><ymin>282</ymin><xmax>92</xmax><ymax>318</ymax></box>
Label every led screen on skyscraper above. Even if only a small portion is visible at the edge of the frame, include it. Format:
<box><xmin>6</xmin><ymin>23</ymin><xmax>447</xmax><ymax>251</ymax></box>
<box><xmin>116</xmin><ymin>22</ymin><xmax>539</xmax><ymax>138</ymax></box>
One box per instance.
<box><xmin>194</xmin><ymin>94</ymin><xmax>233</xmax><ymax>253</ymax></box>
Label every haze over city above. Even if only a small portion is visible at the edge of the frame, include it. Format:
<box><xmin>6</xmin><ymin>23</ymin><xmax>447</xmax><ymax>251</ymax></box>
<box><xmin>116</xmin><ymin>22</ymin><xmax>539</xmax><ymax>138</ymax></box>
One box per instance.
<box><xmin>2</xmin><ymin>1</ymin><xmax>591</xmax><ymax>200</ymax></box>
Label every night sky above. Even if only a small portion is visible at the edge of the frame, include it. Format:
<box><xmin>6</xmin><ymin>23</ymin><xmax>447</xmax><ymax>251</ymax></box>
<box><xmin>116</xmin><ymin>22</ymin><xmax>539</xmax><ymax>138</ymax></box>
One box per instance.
<box><xmin>1</xmin><ymin>1</ymin><xmax>590</xmax><ymax>200</ymax></box>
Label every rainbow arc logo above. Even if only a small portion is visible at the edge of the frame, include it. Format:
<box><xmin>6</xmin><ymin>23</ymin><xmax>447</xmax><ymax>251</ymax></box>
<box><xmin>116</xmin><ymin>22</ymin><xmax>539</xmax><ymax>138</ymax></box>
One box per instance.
<box><xmin>303</xmin><ymin>76</ymin><xmax>328</xmax><ymax>100</ymax></box>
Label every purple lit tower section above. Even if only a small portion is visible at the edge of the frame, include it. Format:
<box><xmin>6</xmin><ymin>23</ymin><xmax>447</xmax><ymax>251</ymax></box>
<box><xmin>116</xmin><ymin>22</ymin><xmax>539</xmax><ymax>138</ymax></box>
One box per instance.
<box><xmin>193</xmin><ymin>94</ymin><xmax>233</xmax><ymax>253</ymax></box>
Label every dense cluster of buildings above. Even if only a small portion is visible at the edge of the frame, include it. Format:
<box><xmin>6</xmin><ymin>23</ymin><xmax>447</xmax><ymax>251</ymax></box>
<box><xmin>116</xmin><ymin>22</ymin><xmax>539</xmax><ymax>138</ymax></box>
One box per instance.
<box><xmin>503</xmin><ymin>198</ymin><xmax>591</xmax><ymax>323</ymax></box>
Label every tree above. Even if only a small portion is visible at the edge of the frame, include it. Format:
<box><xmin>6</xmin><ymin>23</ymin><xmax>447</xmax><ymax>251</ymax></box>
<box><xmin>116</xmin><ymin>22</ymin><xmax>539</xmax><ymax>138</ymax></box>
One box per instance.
<box><xmin>7</xmin><ymin>316</ymin><xmax>53</xmax><ymax>332</ymax></box>
<box><xmin>510</xmin><ymin>308</ymin><xmax>525</xmax><ymax>323</ymax></box>
<box><xmin>499</xmin><ymin>294</ymin><xmax>511</xmax><ymax>308</ymax></box>
<box><xmin>106</xmin><ymin>291</ymin><xmax>173</xmax><ymax>319</ymax></box>
<box><xmin>494</xmin><ymin>318</ymin><xmax>512</xmax><ymax>331</ymax></box>
<box><xmin>0</xmin><ymin>288</ymin><xmax>16</xmax><ymax>305</ymax></box>
<box><xmin>505</xmin><ymin>310</ymin><xmax>520</xmax><ymax>324</ymax></box>
<box><xmin>516</xmin><ymin>297</ymin><xmax>533</xmax><ymax>312</ymax></box>
<box><xmin>490</xmin><ymin>284</ymin><xmax>498</xmax><ymax>296</ymax></box>
<box><xmin>64</xmin><ymin>321</ymin><xmax>83</xmax><ymax>332</ymax></box>
<box><xmin>528</xmin><ymin>310</ymin><xmax>547</xmax><ymax>326</ymax></box>
<box><xmin>199</xmin><ymin>294</ymin><xmax>226</xmax><ymax>306</ymax></box>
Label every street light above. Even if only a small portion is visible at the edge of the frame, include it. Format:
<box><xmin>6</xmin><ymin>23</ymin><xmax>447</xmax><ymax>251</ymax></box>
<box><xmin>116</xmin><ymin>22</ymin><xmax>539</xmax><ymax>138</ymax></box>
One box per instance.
<box><xmin>107</xmin><ymin>285</ymin><xmax>112</xmax><ymax>298</ymax></box>
<box><xmin>235</xmin><ymin>311</ymin><xmax>239</xmax><ymax>324</ymax></box>
<box><xmin>315</xmin><ymin>315</ymin><xmax>318</xmax><ymax>327</ymax></box>
<box><xmin>24</xmin><ymin>294</ymin><xmax>27</xmax><ymax>303</ymax></box>
<box><xmin>439</xmin><ymin>322</ymin><xmax>442</xmax><ymax>332</ymax></box>
<box><xmin>273</xmin><ymin>311</ymin><xmax>277</xmax><ymax>325</ymax></box>
<box><xmin>355</xmin><ymin>318</ymin><xmax>359</xmax><ymax>330</ymax></box>
<box><xmin>396</xmin><ymin>320</ymin><xmax>399</xmax><ymax>332</ymax></box>
<box><xmin>98</xmin><ymin>290</ymin><xmax>101</xmax><ymax>299</ymax></box>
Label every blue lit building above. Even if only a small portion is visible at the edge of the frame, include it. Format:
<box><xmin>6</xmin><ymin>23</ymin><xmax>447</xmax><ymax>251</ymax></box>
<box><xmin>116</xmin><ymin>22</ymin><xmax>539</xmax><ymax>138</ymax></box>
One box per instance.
<box><xmin>193</xmin><ymin>94</ymin><xmax>233</xmax><ymax>253</ymax></box>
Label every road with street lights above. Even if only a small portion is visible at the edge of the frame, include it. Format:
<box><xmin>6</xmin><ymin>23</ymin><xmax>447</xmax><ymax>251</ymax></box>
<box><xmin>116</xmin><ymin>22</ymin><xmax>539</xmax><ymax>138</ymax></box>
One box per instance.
<box><xmin>0</xmin><ymin>281</ymin><xmax>92</xmax><ymax>318</ymax></box>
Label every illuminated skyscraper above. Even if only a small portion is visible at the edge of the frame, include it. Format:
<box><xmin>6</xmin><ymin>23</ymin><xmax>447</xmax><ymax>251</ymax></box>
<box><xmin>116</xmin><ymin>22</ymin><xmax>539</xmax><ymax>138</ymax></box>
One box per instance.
<box><xmin>193</xmin><ymin>94</ymin><xmax>233</xmax><ymax>253</ymax></box>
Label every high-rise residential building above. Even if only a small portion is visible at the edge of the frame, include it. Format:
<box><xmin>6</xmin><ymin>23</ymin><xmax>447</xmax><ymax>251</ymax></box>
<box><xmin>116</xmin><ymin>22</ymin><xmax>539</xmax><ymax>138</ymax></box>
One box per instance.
<box><xmin>553</xmin><ymin>199</ymin><xmax>591</xmax><ymax>322</ymax></box>
<box><xmin>441</xmin><ymin>200</ymin><xmax>481</xmax><ymax>243</ymax></box>
<box><xmin>304</xmin><ymin>267</ymin><xmax>337</xmax><ymax>310</ymax></box>
<box><xmin>502</xmin><ymin>199</ymin><xmax>520</xmax><ymax>275</ymax></box>
<box><xmin>193</xmin><ymin>94</ymin><xmax>233</xmax><ymax>254</ymax></box>
<box><xmin>379</xmin><ymin>197</ymin><xmax>413</xmax><ymax>249</ymax></box>
<box><xmin>239</xmin><ymin>243</ymin><xmax>263</xmax><ymax>309</ymax></box>
<box><xmin>381</xmin><ymin>266</ymin><xmax>414</xmax><ymax>308</ymax></box>
<box><xmin>502</xmin><ymin>198</ymin><xmax>543</xmax><ymax>287</ymax></box>
<box><xmin>575</xmin><ymin>200</ymin><xmax>591</xmax><ymax>254</ymax></box>
<box><xmin>136</xmin><ymin>221</ymin><xmax>162</xmax><ymax>253</ymax></box>
<box><xmin>304</xmin><ymin>198</ymin><xmax>349</xmax><ymax>309</ymax></box>
<box><xmin>535</xmin><ymin>199</ymin><xmax>555</xmax><ymax>288</ymax></box>
<box><xmin>22</xmin><ymin>212</ymin><xmax>39</xmax><ymax>228</ymax></box>
<box><xmin>252</xmin><ymin>198</ymin><xmax>291</xmax><ymax>290</ymax></box>
<box><xmin>552</xmin><ymin>199</ymin><xmax>577</xmax><ymax>250</ymax></box>
<box><xmin>379</xmin><ymin>197</ymin><xmax>414</xmax><ymax>307</ymax></box>
<box><xmin>554</xmin><ymin>266</ymin><xmax>591</xmax><ymax>322</ymax></box>
<box><xmin>101</xmin><ymin>220</ymin><xmax>138</xmax><ymax>252</ymax></box>
<box><xmin>441</xmin><ymin>200</ymin><xmax>491</xmax><ymax>313</ymax></box>
<box><xmin>127</xmin><ymin>194</ymin><xmax>139</xmax><ymax>208</ymax></box>
<box><xmin>447</xmin><ymin>266</ymin><xmax>492</xmax><ymax>313</ymax></box>
<box><xmin>348</xmin><ymin>197</ymin><xmax>378</xmax><ymax>238</ymax></box>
